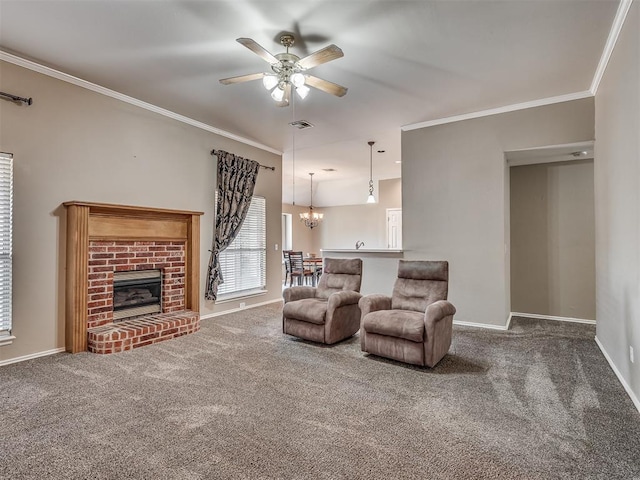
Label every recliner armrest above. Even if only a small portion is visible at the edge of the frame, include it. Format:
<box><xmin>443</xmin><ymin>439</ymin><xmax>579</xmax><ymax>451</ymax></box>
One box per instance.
<box><xmin>283</xmin><ymin>286</ymin><xmax>317</xmax><ymax>303</ymax></box>
<box><xmin>358</xmin><ymin>294</ymin><xmax>392</xmax><ymax>318</ymax></box>
<box><xmin>425</xmin><ymin>300</ymin><xmax>456</xmax><ymax>325</ymax></box>
<box><xmin>327</xmin><ymin>290</ymin><xmax>362</xmax><ymax>310</ymax></box>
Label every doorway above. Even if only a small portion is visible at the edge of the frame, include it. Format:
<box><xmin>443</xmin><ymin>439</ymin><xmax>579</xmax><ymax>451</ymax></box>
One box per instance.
<box><xmin>386</xmin><ymin>208</ymin><xmax>402</xmax><ymax>249</ymax></box>
<box><xmin>507</xmin><ymin>143</ymin><xmax>595</xmax><ymax>321</ymax></box>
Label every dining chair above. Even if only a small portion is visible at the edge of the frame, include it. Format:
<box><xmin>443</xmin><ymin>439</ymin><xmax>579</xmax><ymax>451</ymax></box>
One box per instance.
<box><xmin>282</xmin><ymin>250</ymin><xmax>293</xmax><ymax>286</ymax></box>
<box><xmin>289</xmin><ymin>251</ymin><xmax>314</xmax><ymax>286</ymax></box>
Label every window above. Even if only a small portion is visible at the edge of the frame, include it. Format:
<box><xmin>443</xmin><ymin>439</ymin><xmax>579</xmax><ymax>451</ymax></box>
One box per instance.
<box><xmin>282</xmin><ymin>213</ymin><xmax>292</xmax><ymax>251</ymax></box>
<box><xmin>217</xmin><ymin>196</ymin><xmax>266</xmax><ymax>297</ymax></box>
<box><xmin>0</xmin><ymin>153</ymin><xmax>13</xmax><ymax>343</ymax></box>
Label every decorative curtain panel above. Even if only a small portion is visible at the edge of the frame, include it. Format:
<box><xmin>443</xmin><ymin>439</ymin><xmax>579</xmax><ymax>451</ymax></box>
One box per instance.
<box><xmin>206</xmin><ymin>150</ymin><xmax>260</xmax><ymax>301</ymax></box>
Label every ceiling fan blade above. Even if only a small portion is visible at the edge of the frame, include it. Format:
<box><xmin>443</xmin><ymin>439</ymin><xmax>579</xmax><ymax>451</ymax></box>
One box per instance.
<box><xmin>304</xmin><ymin>75</ymin><xmax>348</xmax><ymax>97</ymax></box>
<box><xmin>236</xmin><ymin>38</ymin><xmax>279</xmax><ymax>65</ymax></box>
<box><xmin>275</xmin><ymin>84</ymin><xmax>291</xmax><ymax>107</ymax></box>
<box><xmin>297</xmin><ymin>44</ymin><xmax>343</xmax><ymax>69</ymax></box>
<box><xmin>219</xmin><ymin>72</ymin><xmax>265</xmax><ymax>85</ymax></box>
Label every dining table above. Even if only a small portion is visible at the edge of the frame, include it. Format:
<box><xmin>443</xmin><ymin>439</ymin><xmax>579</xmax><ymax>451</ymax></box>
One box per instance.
<box><xmin>303</xmin><ymin>257</ymin><xmax>323</xmax><ymax>287</ymax></box>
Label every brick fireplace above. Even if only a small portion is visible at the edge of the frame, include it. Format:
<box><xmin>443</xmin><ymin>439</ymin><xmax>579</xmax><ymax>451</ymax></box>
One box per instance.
<box><xmin>63</xmin><ymin>202</ymin><xmax>203</xmax><ymax>354</ymax></box>
<box><xmin>87</xmin><ymin>240</ymin><xmax>185</xmax><ymax>328</ymax></box>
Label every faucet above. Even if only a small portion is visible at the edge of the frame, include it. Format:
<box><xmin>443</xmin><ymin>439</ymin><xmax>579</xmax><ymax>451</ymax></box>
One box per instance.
<box><xmin>355</xmin><ymin>241</ymin><xmax>365</xmax><ymax>250</ymax></box>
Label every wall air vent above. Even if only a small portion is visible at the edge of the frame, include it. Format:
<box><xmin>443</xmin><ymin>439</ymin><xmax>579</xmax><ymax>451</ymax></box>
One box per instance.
<box><xmin>289</xmin><ymin>120</ymin><xmax>315</xmax><ymax>129</ymax></box>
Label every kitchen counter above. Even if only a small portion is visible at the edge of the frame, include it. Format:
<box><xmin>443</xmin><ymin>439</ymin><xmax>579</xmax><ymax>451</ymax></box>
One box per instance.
<box><xmin>320</xmin><ymin>248</ymin><xmax>403</xmax><ymax>254</ymax></box>
<box><xmin>320</xmin><ymin>249</ymin><xmax>404</xmax><ymax>295</ymax></box>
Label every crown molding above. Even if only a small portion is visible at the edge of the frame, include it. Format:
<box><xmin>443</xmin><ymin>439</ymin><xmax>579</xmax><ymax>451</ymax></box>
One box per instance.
<box><xmin>401</xmin><ymin>90</ymin><xmax>593</xmax><ymax>131</ymax></box>
<box><xmin>590</xmin><ymin>0</ymin><xmax>634</xmax><ymax>95</ymax></box>
<box><xmin>0</xmin><ymin>50</ymin><xmax>282</xmax><ymax>156</ymax></box>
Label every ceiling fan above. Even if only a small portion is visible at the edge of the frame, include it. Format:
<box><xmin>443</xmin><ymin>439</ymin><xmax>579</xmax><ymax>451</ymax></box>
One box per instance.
<box><xmin>219</xmin><ymin>34</ymin><xmax>348</xmax><ymax>107</ymax></box>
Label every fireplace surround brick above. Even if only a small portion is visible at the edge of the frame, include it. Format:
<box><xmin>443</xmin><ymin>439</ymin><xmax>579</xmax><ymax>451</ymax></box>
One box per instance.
<box><xmin>87</xmin><ymin>240</ymin><xmax>186</xmax><ymax>329</ymax></box>
<box><xmin>85</xmin><ymin>239</ymin><xmax>195</xmax><ymax>353</ymax></box>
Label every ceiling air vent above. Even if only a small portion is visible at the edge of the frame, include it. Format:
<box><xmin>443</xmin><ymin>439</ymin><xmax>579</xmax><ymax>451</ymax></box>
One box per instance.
<box><xmin>289</xmin><ymin>120</ymin><xmax>315</xmax><ymax>129</ymax></box>
<box><xmin>322</xmin><ymin>168</ymin><xmax>337</xmax><ymax>172</ymax></box>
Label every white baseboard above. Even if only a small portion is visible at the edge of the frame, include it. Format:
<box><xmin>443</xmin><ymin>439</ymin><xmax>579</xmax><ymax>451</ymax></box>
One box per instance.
<box><xmin>200</xmin><ymin>298</ymin><xmax>283</xmax><ymax>320</ymax></box>
<box><xmin>453</xmin><ymin>320</ymin><xmax>510</xmax><ymax>331</ymax></box>
<box><xmin>595</xmin><ymin>336</ymin><xmax>640</xmax><ymax>414</ymax></box>
<box><xmin>0</xmin><ymin>347</ymin><xmax>66</xmax><ymax>367</ymax></box>
<box><xmin>506</xmin><ymin>313</ymin><xmax>513</xmax><ymax>330</ymax></box>
<box><xmin>454</xmin><ymin>311</ymin><xmax>595</xmax><ymax>332</ymax></box>
<box><xmin>511</xmin><ymin>312</ymin><xmax>596</xmax><ymax>325</ymax></box>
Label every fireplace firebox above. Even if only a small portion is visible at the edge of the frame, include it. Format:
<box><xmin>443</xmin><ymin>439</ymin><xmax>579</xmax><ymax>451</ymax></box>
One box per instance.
<box><xmin>113</xmin><ymin>270</ymin><xmax>162</xmax><ymax>321</ymax></box>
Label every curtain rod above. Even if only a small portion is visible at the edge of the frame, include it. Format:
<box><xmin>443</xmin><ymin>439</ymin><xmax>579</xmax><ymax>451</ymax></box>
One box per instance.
<box><xmin>210</xmin><ymin>149</ymin><xmax>275</xmax><ymax>171</ymax></box>
<box><xmin>0</xmin><ymin>91</ymin><xmax>32</xmax><ymax>105</ymax></box>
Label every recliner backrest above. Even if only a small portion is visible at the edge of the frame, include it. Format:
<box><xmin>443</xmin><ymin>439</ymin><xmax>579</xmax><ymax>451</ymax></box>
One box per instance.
<box><xmin>316</xmin><ymin>258</ymin><xmax>363</xmax><ymax>299</ymax></box>
<box><xmin>391</xmin><ymin>260</ymin><xmax>448</xmax><ymax>312</ymax></box>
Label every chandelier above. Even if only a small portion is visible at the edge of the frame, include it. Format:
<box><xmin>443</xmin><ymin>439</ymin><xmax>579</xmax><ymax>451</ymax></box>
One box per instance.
<box><xmin>300</xmin><ymin>172</ymin><xmax>323</xmax><ymax>229</ymax></box>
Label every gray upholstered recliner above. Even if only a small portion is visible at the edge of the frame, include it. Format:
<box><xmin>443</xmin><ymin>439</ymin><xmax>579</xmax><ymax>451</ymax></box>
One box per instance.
<box><xmin>359</xmin><ymin>260</ymin><xmax>456</xmax><ymax>367</ymax></box>
<box><xmin>282</xmin><ymin>257</ymin><xmax>363</xmax><ymax>344</ymax></box>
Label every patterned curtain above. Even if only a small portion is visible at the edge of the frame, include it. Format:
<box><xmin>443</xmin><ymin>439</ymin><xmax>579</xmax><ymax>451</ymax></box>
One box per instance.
<box><xmin>205</xmin><ymin>150</ymin><xmax>260</xmax><ymax>301</ymax></box>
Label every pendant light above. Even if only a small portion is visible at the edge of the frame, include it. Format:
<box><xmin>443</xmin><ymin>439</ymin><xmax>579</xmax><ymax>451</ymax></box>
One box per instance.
<box><xmin>300</xmin><ymin>173</ymin><xmax>323</xmax><ymax>229</ymax></box>
<box><xmin>367</xmin><ymin>140</ymin><xmax>376</xmax><ymax>203</ymax></box>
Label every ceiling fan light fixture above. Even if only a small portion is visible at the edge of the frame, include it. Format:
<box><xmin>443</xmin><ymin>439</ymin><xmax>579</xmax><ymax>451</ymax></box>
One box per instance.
<box><xmin>295</xmin><ymin>85</ymin><xmax>310</xmax><ymax>99</ymax></box>
<box><xmin>290</xmin><ymin>72</ymin><xmax>306</xmax><ymax>88</ymax></box>
<box><xmin>220</xmin><ymin>35</ymin><xmax>347</xmax><ymax>106</ymax></box>
<box><xmin>262</xmin><ymin>74</ymin><xmax>279</xmax><ymax>90</ymax></box>
<box><xmin>271</xmin><ymin>86</ymin><xmax>285</xmax><ymax>102</ymax></box>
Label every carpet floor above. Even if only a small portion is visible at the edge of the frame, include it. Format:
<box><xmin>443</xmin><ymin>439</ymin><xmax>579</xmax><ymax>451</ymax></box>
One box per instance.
<box><xmin>1</xmin><ymin>303</ymin><xmax>639</xmax><ymax>479</ymax></box>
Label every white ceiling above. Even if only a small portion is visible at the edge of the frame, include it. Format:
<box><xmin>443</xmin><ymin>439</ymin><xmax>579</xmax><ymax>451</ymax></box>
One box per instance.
<box><xmin>0</xmin><ymin>0</ymin><xmax>619</xmax><ymax>206</ymax></box>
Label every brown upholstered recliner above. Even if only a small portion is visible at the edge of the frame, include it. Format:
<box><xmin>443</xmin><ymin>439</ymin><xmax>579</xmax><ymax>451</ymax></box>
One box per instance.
<box><xmin>282</xmin><ymin>257</ymin><xmax>363</xmax><ymax>344</ymax></box>
<box><xmin>359</xmin><ymin>260</ymin><xmax>456</xmax><ymax>367</ymax></box>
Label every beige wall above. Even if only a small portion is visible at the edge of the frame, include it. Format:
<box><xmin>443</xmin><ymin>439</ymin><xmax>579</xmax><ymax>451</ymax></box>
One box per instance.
<box><xmin>0</xmin><ymin>61</ymin><xmax>282</xmax><ymax>362</ymax></box>
<box><xmin>318</xmin><ymin>178</ymin><xmax>402</xmax><ymax>250</ymax></box>
<box><xmin>510</xmin><ymin>160</ymin><xmax>595</xmax><ymax>319</ymax></box>
<box><xmin>594</xmin><ymin>3</ymin><xmax>639</xmax><ymax>404</ymax></box>
<box><xmin>402</xmin><ymin>98</ymin><xmax>595</xmax><ymax>326</ymax></box>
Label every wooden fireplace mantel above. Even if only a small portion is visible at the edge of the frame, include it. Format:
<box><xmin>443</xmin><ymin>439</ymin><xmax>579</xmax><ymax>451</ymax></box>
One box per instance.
<box><xmin>63</xmin><ymin>201</ymin><xmax>204</xmax><ymax>353</ymax></box>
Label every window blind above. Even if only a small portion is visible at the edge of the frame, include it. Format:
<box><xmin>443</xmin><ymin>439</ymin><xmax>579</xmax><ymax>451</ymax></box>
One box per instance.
<box><xmin>0</xmin><ymin>153</ymin><xmax>13</xmax><ymax>338</ymax></box>
<box><xmin>218</xmin><ymin>196</ymin><xmax>266</xmax><ymax>296</ymax></box>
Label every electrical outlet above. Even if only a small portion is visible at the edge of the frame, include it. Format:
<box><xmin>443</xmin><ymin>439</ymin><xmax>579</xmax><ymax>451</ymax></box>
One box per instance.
<box><xmin>239</xmin><ymin>302</ymin><xmax>246</xmax><ymax>309</ymax></box>
<box><xmin>631</xmin><ymin>346</ymin><xmax>635</xmax><ymax>364</ymax></box>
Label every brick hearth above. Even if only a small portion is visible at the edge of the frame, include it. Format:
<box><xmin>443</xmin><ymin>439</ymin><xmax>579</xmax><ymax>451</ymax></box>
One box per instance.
<box><xmin>87</xmin><ymin>310</ymin><xmax>199</xmax><ymax>354</ymax></box>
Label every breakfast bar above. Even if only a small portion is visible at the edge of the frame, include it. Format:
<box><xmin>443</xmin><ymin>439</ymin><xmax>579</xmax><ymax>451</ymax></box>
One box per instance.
<box><xmin>320</xmin><ymin>249</ymin><xmax>404</xmax><ymax>295</ymax></box>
